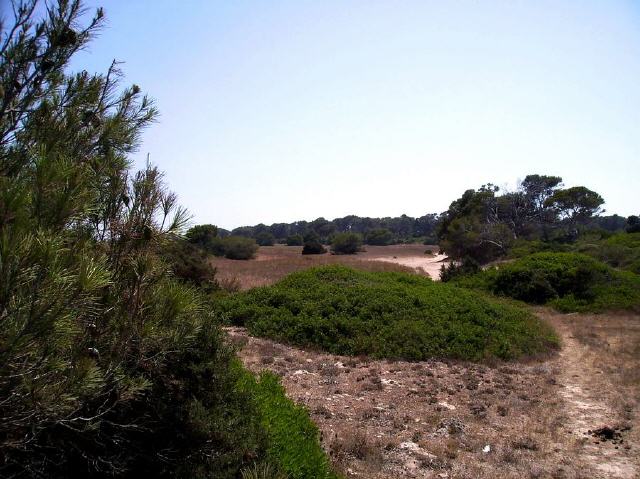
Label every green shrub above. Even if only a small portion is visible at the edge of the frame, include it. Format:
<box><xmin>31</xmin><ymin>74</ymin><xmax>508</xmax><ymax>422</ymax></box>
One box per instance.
<box><xmin>223</xmin><ymin>236</ymin><xmax>259</xmax><ymax>260</ymax></box>
<box><xmin>286</xmin><ymin>234</ymin><xmax>304</xmax><ymax>246</ymax></box>
<box><xmin>302</xmin><ymin>240</ymin><xmax>327</xmax><ymax>255</ymax></box>
<box><xmin>239</xmin><ymin>372</ymin><xmax>340</xmax><ymax>479</ymax></box>
<box><xmin>455</xmin><ymin>252</ymin><xmax>640</xmax><ymax>312</ymax></box>
<box><xmin>331</xmin><ymin>232</ymin><xmax>363</xmax><ymax>255</ymax></box>
<box><xmin>256</xmin><ymin>232</ymin><xmax>276</xmax><ymax>246</ymax></box>
<box><xmin>161</xmin><ymin>237</ymin><xmax>218</xmax><ymax>292</ymax></box>
<box><xmin>218</xmin><ymin>266</ymin><xmax>558</xmax><ymax>361</ymax></box>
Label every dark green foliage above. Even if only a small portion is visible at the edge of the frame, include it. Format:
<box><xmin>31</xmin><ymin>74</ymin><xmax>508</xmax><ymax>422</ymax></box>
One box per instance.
<box><xmin>255</xmin><ymin>231</ymin><xmax>276</xmax><ymax>246</ymax></box>
<box><xmin>230</xmin><ymin>213</ymin><xmax>440</xmax><ymax>244</ymax></box>
<box><xmin>627</xmin><ymin>215</ymin><xmax>640</xmax><ymax>233</ymax></box>
<box><xmin>161</xmin><ymin>236</ymin><xmax>218</xmax><ymax>292</ymax></box>
<box><xmin>330</xmin><ymin>232</ymin><xmax>363</xmax><ymax>255</ymax></box>
<box><xmin>218</xmin><ymin>266</ymin><xmax>558</xmax><ymax>361</ymax></box>
<box><xmin>186</xmin><ymin>224</ymin><xmax>219</xmax><ymax>247</ymax></box>
<box><xmin>286</xmin><ymin>234</ymin><xmax>304</xmax><ymax>246</ymax></box>
<box><xmin>222</xmin><ymin>236</ymin><xmax>258</xmax><ymax>260</ymax></box>
<box><xmin>0</xmin><ymin>3</ymin><xmax>275</xmax><ymax>476</ymax></box>
<box><xmin>239</xmin><ymin>372</ymin><xmax>340</xmax><ymax>479</ymax></box>
<box><xmin>439</xmin><ymin>257</ymin><xmax>481</xmax><ymax>282</ymax></box>
<box><xmin>302</xmin><ymin>240</ymin><xmax>327</xmax><ymax>255</ymax></box>
<box><xmin>364</xmin><ymin>228</ymin><xmax>395</xmax><ymax>245</ymax></box>
<box><xmin>455</xmin><ymin>253</ymin><xmax>640</xmax><ymax>312</ymax></box>
<box><xmin>592</xmin><ymin>232</ymin><xmax>640</xmax><ymax>274</ymax></box>
<box><xmin>438</xmin><ymin>175</ymin><xmax>608</xmax><ymax>265</ymax></box>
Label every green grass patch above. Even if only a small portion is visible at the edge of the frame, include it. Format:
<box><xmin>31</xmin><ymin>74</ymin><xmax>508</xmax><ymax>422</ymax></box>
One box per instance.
<box><xmin>454</xmin><ymin>252</ymin><xmax>640</xmax><ymax>313</ymax></box>
<box><xmin>239</xmin><ymin>371</ymin><xmax>340</xmax><ymax>479</ymax></box>
<box><xmin>219</xmin><ymin>266</ymin><xmax>558</xmax><ymax>361</ymax></box>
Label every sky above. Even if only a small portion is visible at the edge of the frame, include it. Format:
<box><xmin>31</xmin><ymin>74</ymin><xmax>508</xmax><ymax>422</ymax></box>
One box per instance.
<box><xmin>54</xmin><ymin>1</ymin><xmax>640</xmax><ymax>227</ymax></box>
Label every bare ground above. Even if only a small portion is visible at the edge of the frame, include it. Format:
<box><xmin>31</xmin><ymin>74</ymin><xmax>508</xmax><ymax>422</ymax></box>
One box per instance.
<box><xmin>227</xmin><ymin>309</ymin><xmax>640</xmax><ymax>479</ymax></box>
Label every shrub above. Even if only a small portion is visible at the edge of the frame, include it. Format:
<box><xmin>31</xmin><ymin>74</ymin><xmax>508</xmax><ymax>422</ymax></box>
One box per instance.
<box><xmin>364</xmin><ymin>228</ymin><xmax>394</xmax><ymax>245</ymax></box>
<box><xmin>256</xmin><ymin>232</ymin><xmax>276</xmax><ymax>246</ymax></box>
<box><xmin>455</xmin><ymin>252</ymin><xmax>640</xmax><ymax>312</ymax></box>
<box><xmin>286</xmin><ymin>234</ymin><xmax>304</xmax><ymax>246</ymax></box>
<box><xmin>439</xmin><ymin>257</ymin><xmax>481</xmax><ymax>282</ymax></box>
<box><xmin>186</xmin><ymin>224</ymin><xmax>219</xmax><ymax>247</ymax></box>
<box><xmin>161</xmin><ymin>236</ymin><xmax>218</xmax><ymax>292</ymax></box>
<box><xmin>223</xmin><ymin>236</ymin><xmax>259</xmax><ymax>260</ymax></box>
<box><xmin>331</xmin><ymin>232</ymin><xmax>363</xmax><ymax>255</ymax></box>
<box><xmin>302</xmin><ymin>240</ymin><xmax>327</xmax><ymax>255</ymax></box>
<box><xmin>217</xmin><ymin>266</ymin><xmax>558</xmax><ymax>361</ymax></box>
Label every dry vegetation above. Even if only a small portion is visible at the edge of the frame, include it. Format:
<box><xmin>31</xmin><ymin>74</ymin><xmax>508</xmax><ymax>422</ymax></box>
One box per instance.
<box><xmin>227</xmin><ymin>307</ymin><xmax>640</xmax><ymax>478</ymax></box>
<box><xmin>211</xmin><ymin>244</ymin><xmax>443</xmax><ymax>290</ymax></box>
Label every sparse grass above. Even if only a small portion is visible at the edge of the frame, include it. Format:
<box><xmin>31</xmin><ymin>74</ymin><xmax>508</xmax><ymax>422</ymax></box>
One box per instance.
<box><xmin>219</xmin><ymin>265</ymin><xmax>558</xmax><ymax>361</ymax></box>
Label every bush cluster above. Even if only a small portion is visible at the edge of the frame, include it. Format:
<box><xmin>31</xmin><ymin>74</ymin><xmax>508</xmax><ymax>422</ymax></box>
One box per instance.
<box><xmin>455</xmin><ymin>252</ymin><xmax>640</xmax><ymax>312</ymax></box>
<box><xmin>222</xmin><ymin>236</ymin><xmax>259</xmax><ymax>259</ymax></box>
<box><xmin>217</xmin><ymin>266</ymin><xmax>558</xmax><ymax>361</ymax></box>
<box><xmin>330</xmin><ymin>232</ymin><xmax>363</xmax><ymax>255</ymax></box>
<box><xmin>302</xmin><ymin>240</ymin><xmax>327</xmax><ymax>255</ymax></box>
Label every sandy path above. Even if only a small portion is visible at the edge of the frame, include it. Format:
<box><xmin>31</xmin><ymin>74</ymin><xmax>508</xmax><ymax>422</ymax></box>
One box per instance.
<box><xmin>545</xmin><ymin>313</ymin><xmax>638</xmax><ymax>479</ymax></box>
<box><xmin>367</xmin><ymin>253</ymin><xmax>450</xmax><ymax>280</ymax></box>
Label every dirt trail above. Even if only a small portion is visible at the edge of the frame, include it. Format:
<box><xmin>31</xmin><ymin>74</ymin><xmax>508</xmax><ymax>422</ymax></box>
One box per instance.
<box><xmin>228</xmin><ymin>309</ymin><xmax>640</xmax><ymax>478</ymax></box>
<box><xmin>544</xmin><ymin>312</ymin><xmax>638</xmax><ymax>478</ymax></box>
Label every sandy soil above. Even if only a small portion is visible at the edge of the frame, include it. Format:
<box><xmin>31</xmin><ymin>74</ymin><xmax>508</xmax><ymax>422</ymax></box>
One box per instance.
<box><xmin>367</xmin><ymin>253</ymin><xmax>450</xmax><ymax>280</ymax></box>
<box><xmin>227</xmin><ymin>309</ymin><xmax>640</xmax><ymax>479</ymax></box>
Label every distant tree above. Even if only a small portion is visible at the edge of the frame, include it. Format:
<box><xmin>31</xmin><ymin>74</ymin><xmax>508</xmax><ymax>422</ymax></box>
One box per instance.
<box><xmin>255</xmin><ymin>231</ymin><xmax>275</xmax><ymax>246</ymax></box>
<box><xmin>331</xmin><ymin>232</ymin><xmax>363</xmax><ymax>255</ymax></box>
<box><xmin>627</xmin><ymin>215</ymin><xmax>640</xmax><ymax>233</ymax></box>
<box><xmin>364</xmin><ymin>228</ymin><xmax>395</xmax><ymax>245</ymax></box>
<box><xmin>186</xmin><ymin>223</ymin><xmax>218</xmax><ymax>245</ymax></box>
<box><xmin>310</xmin><ymin>217</ymin><xmax>335</xmax><ymax>240</ymax></box>
<box><xmin>286</xmin><ymin>234</ymin><xmax>304</xmax><ymax>246</ymax></box>
<box><xmin>223</xmin><ymin>236</ymin><xmax>258</xmax><ymax>259</ymax></box>
<box><xmin>544</xmin><ymin>186</ymin><xmax>604</xmax><ymax>225</ymax></box>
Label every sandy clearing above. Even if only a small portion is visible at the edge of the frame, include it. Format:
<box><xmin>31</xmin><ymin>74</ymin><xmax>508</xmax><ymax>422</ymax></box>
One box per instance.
<box><xmin>367</xmin><ymin>253</ymin><xmax>451</xmax><ymax>280</ymax></box>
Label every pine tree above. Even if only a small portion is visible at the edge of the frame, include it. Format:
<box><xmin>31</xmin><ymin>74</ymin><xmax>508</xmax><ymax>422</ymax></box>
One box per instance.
<box><xmin>0</xmin><ymin>2</ymin><xmax>264</xmax><ymax>476</ymax></box>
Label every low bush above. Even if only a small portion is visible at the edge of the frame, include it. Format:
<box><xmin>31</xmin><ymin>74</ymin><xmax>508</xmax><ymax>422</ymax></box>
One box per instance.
<box><xmin>302</xmin><ymin>240</ymin><xmax>327</xmax><ymax>255</ymax></box>
<box><xmin>256</xmin><ymin>232</ymin><xmax>276</xmax><ymax>246</ymax></box>
<box><xmin>223</xmin><ymin>236</ymin><xmax>259</xmax><ymax>260</ymax></box>
<box><xmin>454</xmin><ymin>252</ymin><xmax>640</xmax><ymax>312</ymax></box>
<box><xmin>218</xmin><ymin>266</ymin><xmax>558</xmax><ymax>361</ymax></box>
<box><xmin>331</xmin><ymin>232</ymin><xmax>363</xmax><ymax>255</ymax></box>
<box><xmin>239</xmin><ymin>372</ymin><xmax>340</xmax><ymax>479</ymax></box>
<box><xmin>161</xmin><ymin>237</ymin><xmax>218</xmax><ymax>291</ymax></box>
<box><xmin>286</xmin><ymin>234</ymin><xmax>304</xmax><ymax>246</ymax></box>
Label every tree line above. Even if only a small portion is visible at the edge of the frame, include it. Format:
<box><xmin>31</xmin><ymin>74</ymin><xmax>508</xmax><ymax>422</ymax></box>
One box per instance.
<box><xmin>219</xmin><ymin>213</ymin><xmax>441</xmax><ymax>246</ymax></box>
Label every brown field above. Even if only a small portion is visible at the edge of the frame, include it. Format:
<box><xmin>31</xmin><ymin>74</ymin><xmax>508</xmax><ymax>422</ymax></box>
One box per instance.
<box><xmin>211</xmin><ymin>244</ymin><xmax>447</xmax><ymax>289</ymax></box>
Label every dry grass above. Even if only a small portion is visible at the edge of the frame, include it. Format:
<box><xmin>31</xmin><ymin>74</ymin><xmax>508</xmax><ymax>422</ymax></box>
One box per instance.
<box><xmin>210</xmin><ymin>244</ymin><xmax>437</xmax><ymax>289</ymax></box>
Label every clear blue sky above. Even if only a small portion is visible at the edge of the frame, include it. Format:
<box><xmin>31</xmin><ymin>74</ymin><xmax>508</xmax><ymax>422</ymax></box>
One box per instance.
<box><xmin>67</xmin><ymin>1</ymin><xmax>639</xmax><ymax>228</ymax></box>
